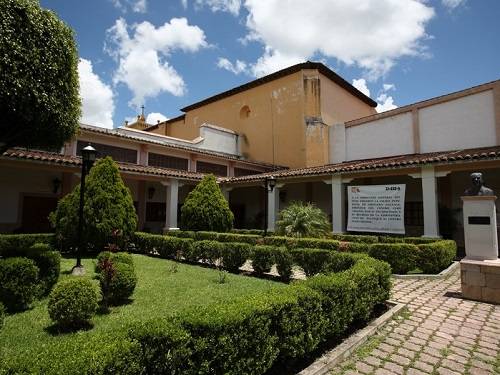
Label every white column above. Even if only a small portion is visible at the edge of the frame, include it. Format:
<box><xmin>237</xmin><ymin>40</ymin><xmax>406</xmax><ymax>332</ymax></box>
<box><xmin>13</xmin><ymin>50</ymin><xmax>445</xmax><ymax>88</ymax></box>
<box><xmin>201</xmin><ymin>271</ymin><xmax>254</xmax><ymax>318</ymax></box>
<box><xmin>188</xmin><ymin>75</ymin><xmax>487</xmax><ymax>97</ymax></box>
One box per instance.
<box><xmin>331</xmin><ymin>175</ymin><xmax>345</xmax><ymax>233</ymax></box>
<box><xmin>162</xmin><ymin>179</ymin><xmax>179</xmax><ymax>231</ymax></box>
<box><xmin>421</xmin><ymin>166</ymin><xmax>440</xmax><ymax>238</ymax></box>
<box><xmin>267</xmin><ymin>187</ymin><xmax>279</xmax><ymax>232</ymax></box>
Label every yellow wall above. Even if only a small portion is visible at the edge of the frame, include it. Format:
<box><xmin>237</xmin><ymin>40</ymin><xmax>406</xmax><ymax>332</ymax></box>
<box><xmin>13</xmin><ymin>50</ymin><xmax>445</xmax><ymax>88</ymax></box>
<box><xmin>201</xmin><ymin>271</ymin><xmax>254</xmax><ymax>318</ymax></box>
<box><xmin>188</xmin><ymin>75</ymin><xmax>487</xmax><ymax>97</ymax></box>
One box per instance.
<box><xmin>167</xmin><ymin>71</ymin><xmax>307</xmax><ymax>168</ymax></box>
<box><xmin>159</xmin><ymin>69</ymin><xmax>376</xmax><ymax>168</ymax></box>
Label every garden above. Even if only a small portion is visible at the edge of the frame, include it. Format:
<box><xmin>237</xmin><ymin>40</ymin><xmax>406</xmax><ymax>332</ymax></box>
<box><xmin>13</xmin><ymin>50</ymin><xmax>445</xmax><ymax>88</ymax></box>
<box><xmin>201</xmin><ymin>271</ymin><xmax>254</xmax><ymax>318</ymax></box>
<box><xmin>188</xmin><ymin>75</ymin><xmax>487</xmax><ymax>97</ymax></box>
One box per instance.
<box><xmin>0</xmin><ymin>158</ymin><xmax>456</xmax><ymax>374</ymax></box>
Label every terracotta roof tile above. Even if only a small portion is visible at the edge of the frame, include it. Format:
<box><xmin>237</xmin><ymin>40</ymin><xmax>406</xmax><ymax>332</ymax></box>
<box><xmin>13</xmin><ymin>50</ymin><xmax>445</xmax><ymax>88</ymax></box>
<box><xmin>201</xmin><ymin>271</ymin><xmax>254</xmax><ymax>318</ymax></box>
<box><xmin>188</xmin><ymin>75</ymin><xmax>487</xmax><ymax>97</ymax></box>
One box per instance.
<box><xmin>222</xmin><ymin>146</ymin><xmax>500</xmax><ymax>183</ymax></box>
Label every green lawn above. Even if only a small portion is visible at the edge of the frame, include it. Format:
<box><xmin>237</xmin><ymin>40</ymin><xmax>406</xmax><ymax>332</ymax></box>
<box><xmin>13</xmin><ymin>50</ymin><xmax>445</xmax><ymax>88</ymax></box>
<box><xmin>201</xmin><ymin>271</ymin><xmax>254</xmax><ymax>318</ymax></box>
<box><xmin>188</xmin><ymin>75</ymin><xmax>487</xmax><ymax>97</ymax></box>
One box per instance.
<box><xmin>0</xmin><ymin>254</ymin><xmax>285</xmax><ymax>366</ymax></box>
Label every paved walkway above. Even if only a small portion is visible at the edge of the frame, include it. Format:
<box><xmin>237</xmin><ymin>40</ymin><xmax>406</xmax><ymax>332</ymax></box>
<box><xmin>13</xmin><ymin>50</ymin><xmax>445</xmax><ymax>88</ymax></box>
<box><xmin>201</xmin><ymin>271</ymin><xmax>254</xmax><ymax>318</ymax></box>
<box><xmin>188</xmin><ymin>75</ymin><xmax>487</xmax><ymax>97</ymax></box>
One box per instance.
<box><xmin>332</xmin><ymin>269</ymin><xmax>500</xmax><ymax>375</ymax></box>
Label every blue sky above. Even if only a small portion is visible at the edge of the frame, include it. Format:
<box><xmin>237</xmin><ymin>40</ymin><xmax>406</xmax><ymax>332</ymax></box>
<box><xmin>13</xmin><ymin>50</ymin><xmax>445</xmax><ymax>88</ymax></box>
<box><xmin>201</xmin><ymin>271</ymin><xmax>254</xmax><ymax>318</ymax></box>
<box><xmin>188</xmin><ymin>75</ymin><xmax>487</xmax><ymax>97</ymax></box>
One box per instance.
<box><xmin>40</xmin><ymin>0</ymin><xmax>500</xmax><ymax>129</ymax></box>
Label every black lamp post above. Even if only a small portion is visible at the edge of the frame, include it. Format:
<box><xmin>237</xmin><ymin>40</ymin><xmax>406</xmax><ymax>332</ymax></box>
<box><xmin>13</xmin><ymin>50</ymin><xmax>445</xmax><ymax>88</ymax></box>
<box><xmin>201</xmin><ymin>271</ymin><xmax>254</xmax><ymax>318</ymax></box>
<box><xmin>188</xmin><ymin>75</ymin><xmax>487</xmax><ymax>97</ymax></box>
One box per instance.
<box><xmin>263</xmin><ymin>176</ymin><xmax>277</xmax><ymax>237</ymax></box>
<box><xmin>74</xmin><ymin>144</ymin><xmax>97</xmax><ymax>272</ymax></box>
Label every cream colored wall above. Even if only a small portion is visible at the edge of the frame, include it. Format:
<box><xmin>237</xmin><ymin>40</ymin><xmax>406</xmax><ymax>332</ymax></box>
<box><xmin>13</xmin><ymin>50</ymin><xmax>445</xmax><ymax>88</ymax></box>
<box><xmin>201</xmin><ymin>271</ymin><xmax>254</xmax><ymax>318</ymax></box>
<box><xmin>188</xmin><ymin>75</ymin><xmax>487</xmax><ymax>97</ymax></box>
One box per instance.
<box><xmin>419</xmin><ymin>90</ymin><xmax>496</xmax><ymax>153</ymax></box>
<box><xmin>166</xmin><ymin>72</ymin><xmax>307</xmax><ymax>168</ymax></box>
<box><xmin>346</xmin><ymin>112</ymin><xmax>414</xmax><ymax>161</ymax></box>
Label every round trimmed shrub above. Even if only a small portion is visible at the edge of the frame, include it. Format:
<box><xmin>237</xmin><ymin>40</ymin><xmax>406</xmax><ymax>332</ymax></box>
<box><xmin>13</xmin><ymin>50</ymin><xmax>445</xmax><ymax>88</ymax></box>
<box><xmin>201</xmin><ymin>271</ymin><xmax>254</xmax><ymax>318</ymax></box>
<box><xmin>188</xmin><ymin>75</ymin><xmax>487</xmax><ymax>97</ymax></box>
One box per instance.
<box><xmin>102</xmin><ymin>262</ymin><xmax>137</xmax><ymax>304</ymax></box>
<box><xmin>0</xmin><ymin>257</ymin><xmax>39</xmax><ymax>311</ymax></box>
<box><xmin>0</xmin><ymin>302</ymin><xmax>5</xmax><ymax>330</ymax></box>
<box><xmin>251</xmin><ymin>245</ymin><xmax>275</xmax><ymax>275</ymax></box>
<box><xmin>274</xmin><ymin>247</ymin><xmax>294</xmax><ymax>281</ymax></box>
<box><xmin>95</xmin><ymin>251</ymin><xmax>134</xmax><ymax>272</ymax></box>
<box><xmin>48</xmin><ymin>278</ymin><xmax>100</xmax><ymax>328</ymax></box>
<box><xmin>220</xmin><ymin>242</ymin><xmax>252</xmax><ymax>272</ymax></box>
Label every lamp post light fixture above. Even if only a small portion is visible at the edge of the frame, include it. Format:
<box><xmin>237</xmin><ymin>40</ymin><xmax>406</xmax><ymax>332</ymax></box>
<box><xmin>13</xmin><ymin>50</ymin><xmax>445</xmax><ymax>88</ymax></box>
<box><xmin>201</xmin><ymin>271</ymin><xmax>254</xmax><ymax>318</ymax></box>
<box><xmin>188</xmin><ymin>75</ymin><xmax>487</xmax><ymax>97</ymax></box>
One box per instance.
<box><xmin>73</xmin><ymin>144</ymin><xmax>97</xmax><ymax>275</ymax></box>
<box><xmin>263</xmin><ymin>176</ymin><xmax>277</xmax><ymax>237</ymax></box>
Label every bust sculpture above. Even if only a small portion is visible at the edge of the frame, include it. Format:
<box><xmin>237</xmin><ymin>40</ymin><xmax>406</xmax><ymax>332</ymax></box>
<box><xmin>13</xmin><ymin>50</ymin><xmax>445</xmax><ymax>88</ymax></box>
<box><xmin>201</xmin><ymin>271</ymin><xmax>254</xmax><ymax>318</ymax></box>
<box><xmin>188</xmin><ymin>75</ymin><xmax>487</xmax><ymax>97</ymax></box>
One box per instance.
<box><xmin>464</xmin><ymin>172</ymin><xmax>494</xmax><ymax>196</ymax></box>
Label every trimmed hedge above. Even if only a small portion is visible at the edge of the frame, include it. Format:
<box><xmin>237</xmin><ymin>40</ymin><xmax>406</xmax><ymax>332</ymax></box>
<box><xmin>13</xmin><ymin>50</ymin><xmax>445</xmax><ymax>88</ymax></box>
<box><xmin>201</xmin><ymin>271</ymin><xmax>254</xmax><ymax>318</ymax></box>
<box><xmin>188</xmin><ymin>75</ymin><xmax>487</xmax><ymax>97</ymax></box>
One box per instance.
<box><xmin>102</xmin><ymin>262</ymin><xmax>137</xmax><ymax>304</ymax></box>
<box><xmin>220</xmin><ymin>242</ymin><xmax>252</xmax><ymax>272</ymax></box>
<box><xmin>291</xmin><ymin>248</ymin><xmax>333</xmax><ymax>277</ymax></box>
<box><xmin>369</xmin><ymin>243</ymin><xmax>418</xmax><ymax>274</ymax></box>
<box><xmin>417</xmin><ymin>240</ymin><xmax>456</xmax><ymax>274</ymax></box>
<box><xmin>273</xmin><ymin>247</ymin><xmax>294</xmax><ymax>281</ymax></box>
<box><xmin>188</xmin><ymin>240</ymin><xmax>223</xmax><ymax>265</ymax></box>
<box><xmin>0</xmin><ymin>302</ymin><xmax>4</xmax><ymax>331</ymax></box>
<box><xmin>330</xmin><ymin>233</ymin><xmax>379</xmax><ymax>244</ymax></box>
<box><xmin>251</xmin><ymin>245</ymin><xmax>275</xmax><ymax>275</ymax></box>
<box><xmin>27</xmin><ymin>243</ymin><xmax>61</xmax><ymax>296</ymax></box>
<box><xmin>48</xmin><ymin>278</ymin><xmax>101</xmax><ymax>328</ymax></box>
<box><xmin>0</xmin><ymin>257</ymin><xmax>39</xmax><ymax>312</ymax></box>
<box><xmin>133</xmin><ymin>232</ymin><xmax>193</xmax><ymax>259</ymax></box>
<box><xmin>0</xmin><ymin>233</ymin><xmax>55</xmax><ymax>256</ymax></box>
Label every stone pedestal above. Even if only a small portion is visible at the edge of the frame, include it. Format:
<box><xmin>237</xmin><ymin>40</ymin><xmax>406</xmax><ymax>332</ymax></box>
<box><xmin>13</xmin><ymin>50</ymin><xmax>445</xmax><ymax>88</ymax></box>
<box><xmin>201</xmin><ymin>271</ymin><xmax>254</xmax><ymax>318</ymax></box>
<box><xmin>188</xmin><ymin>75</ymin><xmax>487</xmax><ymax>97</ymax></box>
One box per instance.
<box><xmin>461</xmin><ymin>195</ymin><xmax>499</xmax><ymax>304</ymax></box>
<box><xmin>461</xmin><ymin>195</ymin><xmax>498</xmax><ymax>260</ymax></box>
<box><xmin>461</xmin><ymin>258</ymin><xmax>500</xmax><ymax>304</ymax></box>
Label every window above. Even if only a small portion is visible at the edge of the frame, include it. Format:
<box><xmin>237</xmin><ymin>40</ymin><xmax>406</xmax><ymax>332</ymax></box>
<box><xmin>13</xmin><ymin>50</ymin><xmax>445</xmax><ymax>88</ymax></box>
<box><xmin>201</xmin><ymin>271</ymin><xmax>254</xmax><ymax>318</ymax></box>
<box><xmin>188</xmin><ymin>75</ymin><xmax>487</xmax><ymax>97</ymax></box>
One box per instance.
<box><xmin>234</xmin><ymin>167</ymin><xmax>259</xmax><ymax>177</ymax></box>
<box><xmin>196</xmin><ymin>161</ymin><xmax>228</xmax><ymax>176</ymax></box>
<box><xmin>77</xmin><ymin>141</ymin><xmax>137</xmax><ymax>164</ymax></box>
<box><xmin>148</xmin><ymin>153</ymin><xmax>188</xmax><ymax>170</ymax></box>
<box><xmin>405</xmin><ymin>202</ymin><xmax>424</xmax><ymax>226</ymax></box>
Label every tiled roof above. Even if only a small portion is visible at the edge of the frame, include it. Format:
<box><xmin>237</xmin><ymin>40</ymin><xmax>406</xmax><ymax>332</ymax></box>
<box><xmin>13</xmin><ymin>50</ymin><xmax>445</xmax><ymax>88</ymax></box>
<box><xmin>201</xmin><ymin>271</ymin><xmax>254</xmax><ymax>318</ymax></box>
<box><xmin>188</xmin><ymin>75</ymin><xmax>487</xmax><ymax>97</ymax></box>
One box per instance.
<box><xmin>181</xmin><ymin>61</ymin><xmax>377</xmax><ymax>112</ymax></box>
<box><xmin>1</xmin><ymin>149</ymin><xmax>205</xmax><ymax>181</ymax></box>
<box><xmin>79</xmin><ymin>123</ymin><xmax>283</xmax><ymax>170</ymax></box>
<box><xmin>222</xmin><ymin>146</ymin><xmax>500</xmax><ymax>183</ymax></box>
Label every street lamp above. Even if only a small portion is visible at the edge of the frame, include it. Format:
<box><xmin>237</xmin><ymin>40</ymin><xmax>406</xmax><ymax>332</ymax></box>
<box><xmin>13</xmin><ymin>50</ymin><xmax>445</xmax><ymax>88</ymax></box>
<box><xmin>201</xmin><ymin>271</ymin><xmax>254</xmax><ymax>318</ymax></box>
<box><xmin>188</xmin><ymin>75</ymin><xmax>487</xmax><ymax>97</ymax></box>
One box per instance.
<box><xmin>73</xmin><ymin>144</ymin><xmax>97</xmax><ymax>274</ymax></box>
<box><xmin>263</xmin><ymin>176</ymin><xmax>277</xmax><ymax>237</ymax></box>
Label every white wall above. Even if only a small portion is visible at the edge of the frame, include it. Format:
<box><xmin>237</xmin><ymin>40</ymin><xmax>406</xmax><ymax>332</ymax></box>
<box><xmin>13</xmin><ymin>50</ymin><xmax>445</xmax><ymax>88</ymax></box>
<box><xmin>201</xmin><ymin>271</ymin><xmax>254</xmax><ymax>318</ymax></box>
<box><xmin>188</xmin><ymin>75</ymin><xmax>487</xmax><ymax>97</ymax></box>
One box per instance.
<box><xmin>419</xmin><ymin>90</ymin><xmax>496</xmax><ymax>153</ymax></box>
<box><xmin>345</xmin><ymin>112</ymin><xmax>414</xmax><ymax>161</ymax></box>
<box><xmin>199</xmin><ymin>124</ymin><xmax>240</xmax><ymax>155</ymax></box>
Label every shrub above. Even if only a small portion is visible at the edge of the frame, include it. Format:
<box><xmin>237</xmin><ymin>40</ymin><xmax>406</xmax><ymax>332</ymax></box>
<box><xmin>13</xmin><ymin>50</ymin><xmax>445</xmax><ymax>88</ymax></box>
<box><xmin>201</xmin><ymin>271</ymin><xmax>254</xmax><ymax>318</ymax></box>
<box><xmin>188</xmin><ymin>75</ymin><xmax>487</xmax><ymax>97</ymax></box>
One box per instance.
<box><xmin>96</xmin><ymin>251</ymin><xmax>134</xmax><ymax>272</ymax></box>
<box><xmin>102</xmin><ymin>262</ymin><xmax>137</xmax><ymax>304</ymax></box>
<box><xmin>194</xmin><ymin>231</ymin><xmax>220</xmax><ymax>241</ymax></box>
<box><xmin>262</xmin><ymin>236</ymin><xmax>297</xmax><ymax>248</ymax></box>
<box><xmin>165</xmin><ymin>230</ymin><xmax>196</xmax><ymax>239</ymax></box>
<box><xmin>0</xmin><ymin>233</ymin><xmax>55</xmax><ymax>257</ymax></box>
<box><xmin>296</xmin><ymin>237</ymin><xmax>339</xmax><ymax>251</ymax></box>
<box><xmin>187</xmin><ymin>240</ymin><xmax>223</xmax><ymax>265</ymax></box>
<box><xmin>220</xmin><ymin>242</ymin><xmax>252</xmax><ymax>272</ymax></box>
<box><xmin>304</xmin><ymin>272</ymin><xmax>356</xmax><ymax>337</ymax></box>
<box><xmin>417</xmin><ymin>240</ymin><xmax>457</xmax><ymax>274</ymax></box>
<box><xmin>276</xmin><ymin>201</ymin><xmax>330</xmax><ymax>238</ymax></box>
<box><xmin>231</xmin><ymin>229</ymin><xmax>265</xmax><ymax>236</ymax></box>
<box><xmin>343</xmin><ymin>241</ymin><xmax>372</xmax><ymax>254</ymax></box>
<box><xmin>324</xmin><ymin>252</ymin><xmax>365</xmax><ymax>273</ymax></box>
<box><xmin>0</xmin><ymin>257</ymin><xmax>39</xmax><ymax>311</ymax></box>
<box><xmin>133</xmin><ymin>233</ymin><xmax>192</xmax><ymax>259</ymax></box>
<box><xmin>27</xmin><ymin>243</ymin><xmax>61</xmax><ymax>295</ymax></box>
<box><xmin>251</xmin><ymin>245</ymin><xmax>275</xmax><ymax>275</ymax></box>
<box><xmin>0</xmin><ymin>302</ymin><xmax>5</xmax><ymax>331</ymax></box>
<box><xmin>180</xmin><ymin>175</ymin><xmax>234</xmax><ymax>232</ymax></box>
<box><xmin>216</xmin><ymin>232</ymin><xmax>260</xmax><ymax>245</ymax></box>
<box><xmin>291</xmin><ymin>248</ymin><xmax>333</xmax><ymax>277</ymax></box>
<box><xmin>273</xmin><ymin>247</ymin><xmax>294</xmax><ymax>281</ymax></box>
<box><xmin>128</xmin><ymin>319</ymin><xmax>192</xmax><ymax>375</ymax></box>
<box><xmin>368</xmin><ymin>243</ymin><xmax>418</xmax><ymax>274</ymax></box>
<box><xmin>48</xmin><ymin>278</ymin><xmax>100</xmax><ymax>328</ymax></box>
<box><xmin>330</xmin><ymin>233</ymin><xmax>378</xmax><ymax>244</ymax></box>
<box><xmin>50</xmin><ymin>157</ymin><xmax>138</xmax><ymax>253</ymax></box>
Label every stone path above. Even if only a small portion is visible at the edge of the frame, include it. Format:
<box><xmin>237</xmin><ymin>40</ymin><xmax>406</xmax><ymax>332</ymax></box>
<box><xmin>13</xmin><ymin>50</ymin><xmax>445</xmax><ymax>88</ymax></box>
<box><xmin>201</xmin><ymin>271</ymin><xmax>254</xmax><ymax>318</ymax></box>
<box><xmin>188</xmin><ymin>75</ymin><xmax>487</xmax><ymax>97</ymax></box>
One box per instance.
<box><xmin>332</xmin><ymin>269</ymin><xmax>500</xmax><ymax>375</ymax></box>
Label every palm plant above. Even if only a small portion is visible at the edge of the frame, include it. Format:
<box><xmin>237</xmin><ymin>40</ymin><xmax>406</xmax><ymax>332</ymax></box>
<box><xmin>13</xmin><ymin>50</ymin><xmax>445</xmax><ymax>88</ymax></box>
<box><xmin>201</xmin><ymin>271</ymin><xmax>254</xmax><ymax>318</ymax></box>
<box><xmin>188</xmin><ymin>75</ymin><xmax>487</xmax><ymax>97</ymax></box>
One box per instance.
<box><xmin>276</xmin><ymin>201</ymin><xmax>330</xmax><ymax>238</ymax></box>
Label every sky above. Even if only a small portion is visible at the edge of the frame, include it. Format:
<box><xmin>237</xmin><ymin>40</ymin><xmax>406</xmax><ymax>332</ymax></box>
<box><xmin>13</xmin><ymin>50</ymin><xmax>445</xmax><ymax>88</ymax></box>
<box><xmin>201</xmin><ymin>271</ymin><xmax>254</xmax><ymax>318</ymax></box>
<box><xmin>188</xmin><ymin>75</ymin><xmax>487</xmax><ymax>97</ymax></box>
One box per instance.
<box><xmin>39</xmin><ymin>0</ymin><xmax>500</xmax><ymax>129</ymax></box>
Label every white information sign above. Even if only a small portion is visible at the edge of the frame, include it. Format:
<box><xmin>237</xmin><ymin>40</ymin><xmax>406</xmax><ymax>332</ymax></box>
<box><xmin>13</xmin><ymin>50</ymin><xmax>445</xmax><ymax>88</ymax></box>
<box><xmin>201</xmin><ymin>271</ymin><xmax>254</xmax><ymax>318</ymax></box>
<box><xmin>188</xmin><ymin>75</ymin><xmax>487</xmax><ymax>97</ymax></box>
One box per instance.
<box><xmin>347</xmin><ymin>184</ymin><xmax>406</xmax><ymax>234</ymax></box>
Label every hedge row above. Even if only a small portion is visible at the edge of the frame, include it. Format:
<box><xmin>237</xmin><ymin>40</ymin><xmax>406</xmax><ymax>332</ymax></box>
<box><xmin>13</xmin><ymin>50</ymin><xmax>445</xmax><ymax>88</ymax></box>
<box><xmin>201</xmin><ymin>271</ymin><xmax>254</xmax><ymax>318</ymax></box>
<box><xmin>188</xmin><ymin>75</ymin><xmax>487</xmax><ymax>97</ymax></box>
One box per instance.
<box><xmin>0</xmin><ymin>233</ymin><xmax>55</xmax><ymax>256</ymax></box>
<box><xmin>1</xmin><ymin>253</ymin><xmax>391</xmax><ymax>374</ymax></box>
<box><xmin>136</xmin><ymin>232</ymin><xmax>456</xmax><ymax>275</ymax></box>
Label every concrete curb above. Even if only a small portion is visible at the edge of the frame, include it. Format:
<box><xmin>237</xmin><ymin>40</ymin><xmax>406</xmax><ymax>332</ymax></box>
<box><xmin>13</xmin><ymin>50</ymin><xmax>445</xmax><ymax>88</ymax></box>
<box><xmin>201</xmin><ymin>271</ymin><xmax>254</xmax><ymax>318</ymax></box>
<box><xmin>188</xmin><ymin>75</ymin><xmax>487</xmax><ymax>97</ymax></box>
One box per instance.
<box><xmin>298</xmin><ymin>301</ymin><xmax>405</xmax><ymax>375</ymax></box>
<box><xmin>392</xmin><ymin>261</ymin><xmax>459</xmax><ymax>280</ymax></box>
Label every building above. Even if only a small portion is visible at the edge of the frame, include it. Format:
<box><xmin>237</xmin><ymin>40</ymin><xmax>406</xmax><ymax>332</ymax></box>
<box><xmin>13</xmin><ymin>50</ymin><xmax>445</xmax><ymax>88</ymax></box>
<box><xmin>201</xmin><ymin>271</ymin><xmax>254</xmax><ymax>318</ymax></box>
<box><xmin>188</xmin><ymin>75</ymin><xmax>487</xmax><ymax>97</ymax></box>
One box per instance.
<box><xmin>1</xmin><ymin>61</ymin><xmax>499</xmax><ymax>249</ymax></box>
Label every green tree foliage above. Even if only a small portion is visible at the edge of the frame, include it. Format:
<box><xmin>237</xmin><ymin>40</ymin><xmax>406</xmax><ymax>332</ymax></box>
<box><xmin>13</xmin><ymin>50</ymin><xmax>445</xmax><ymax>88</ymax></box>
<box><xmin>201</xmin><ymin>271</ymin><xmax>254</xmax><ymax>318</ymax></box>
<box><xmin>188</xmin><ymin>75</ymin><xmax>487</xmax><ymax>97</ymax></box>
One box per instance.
<box><xmin>180</xmin><ymin>175</ymin><xmax>234</xmax><ymax>232</ymax></box>
<box><xmin>50</xmin><ymin>157</ymin><xmax>138</xmax><ymax>252</ymax></box>
<box><xmin>0</xmin><ymin>0</ymin><xmax>80</xmax><ymax>152</ymax></box>
<box><xmin>276</xmin><ymin>201</ymin><xmax>330</xmax><ymax>238</ymax></box>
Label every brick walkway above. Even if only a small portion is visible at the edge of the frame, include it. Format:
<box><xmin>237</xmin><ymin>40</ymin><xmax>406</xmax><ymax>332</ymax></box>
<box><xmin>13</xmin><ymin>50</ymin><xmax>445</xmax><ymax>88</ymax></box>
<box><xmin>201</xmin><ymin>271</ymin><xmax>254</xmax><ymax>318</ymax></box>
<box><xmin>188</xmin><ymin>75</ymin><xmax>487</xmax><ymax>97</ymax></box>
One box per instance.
<box><xmin>332</xmin><ymin>269</ymin><xmax>500</xmax><ymax>375</ymax></box>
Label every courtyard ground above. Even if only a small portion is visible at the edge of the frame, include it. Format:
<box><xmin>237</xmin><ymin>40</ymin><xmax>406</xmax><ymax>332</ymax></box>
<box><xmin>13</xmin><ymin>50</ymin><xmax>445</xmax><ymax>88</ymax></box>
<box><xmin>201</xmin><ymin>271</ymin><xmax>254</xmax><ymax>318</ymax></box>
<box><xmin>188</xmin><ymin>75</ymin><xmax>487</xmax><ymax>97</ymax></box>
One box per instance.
<box><xmin>332</xmin><ymin>268</ymin><xmax>500</xmax><ymax>375</ymax></box>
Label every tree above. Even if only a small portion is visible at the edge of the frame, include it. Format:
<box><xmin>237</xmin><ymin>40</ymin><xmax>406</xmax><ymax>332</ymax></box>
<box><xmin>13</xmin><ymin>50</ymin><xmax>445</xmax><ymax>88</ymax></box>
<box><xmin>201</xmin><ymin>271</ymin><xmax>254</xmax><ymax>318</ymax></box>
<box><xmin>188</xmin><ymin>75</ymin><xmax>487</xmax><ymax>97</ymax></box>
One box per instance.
<box><xmin>181</xmin><ymin>175</ymin><xmax>234</xmax><ymax>232</ymax></box>
<box><xmin>0</xmin><ymin>0</ymin><xmax>80</xmax><ymax>152</ymax></box>
<box><xmin>49</xmin><ymin>157</ymin><xmax>138</xmax><ymax>253</ymax></box>
<box><xmin>276</xmin><ymin>201</ymin><xmax>330</xmax><ymax>238</ymax></box>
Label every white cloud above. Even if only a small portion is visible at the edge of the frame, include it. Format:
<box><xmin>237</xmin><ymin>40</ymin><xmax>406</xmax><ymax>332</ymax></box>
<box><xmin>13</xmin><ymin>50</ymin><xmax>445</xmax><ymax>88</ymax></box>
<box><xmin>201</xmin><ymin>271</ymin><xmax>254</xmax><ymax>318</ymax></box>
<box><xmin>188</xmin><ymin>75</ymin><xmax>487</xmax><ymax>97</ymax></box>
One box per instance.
<box><xmin>111</xmin><ymin>0</ymin><xmax>147</xmax><ymax>13</ymax></box>
<box><xmin>376</xmin><ymin>93</ymin><xmax>398</xmax><ymax>113</ymax></box>
<box><xmin>227</xmin><ymin>0</ymin><xmax>435</xmax><ymax>78</ymax></box>
<box><xmin>442</xmin><ymin>0</ymin><xmax>466</xmax><ymax>10</ymax></box>
<box><xmin>181</xmin><ymin>0</ymin><xmax>188</xmax><ymax>8</ymax></box>
<box><xmin>106</xmin><ymin>17</ymin><xmax>207</xmax><ymax>108</ymax></box>
<box><xmin>383</xmin><ymin>83</ymin><xmax>395</xmax><ymax>92</ymax></box>
<box><xmin>78</xmin><ymin>58</ymin><xmax>115</xmax><ymax>129</ymax></box>
<box><xmin>217</xmin><ymin>57</ymin><xmax>248</xmax><ymax>74</ymax></box>
<box><xmin>190</xmin><ymin>0</ymin><xmax>242</xmax><ymax>15</ymax></box>
<box><xmin>146</xmin><ymin>112</ymin><xmax>168</xmax><ymax>124</ymax></box>
<box><xmin>352</xmin><ymin>78</ymin><xmax>371</xmax><ymax>97</ymax></box>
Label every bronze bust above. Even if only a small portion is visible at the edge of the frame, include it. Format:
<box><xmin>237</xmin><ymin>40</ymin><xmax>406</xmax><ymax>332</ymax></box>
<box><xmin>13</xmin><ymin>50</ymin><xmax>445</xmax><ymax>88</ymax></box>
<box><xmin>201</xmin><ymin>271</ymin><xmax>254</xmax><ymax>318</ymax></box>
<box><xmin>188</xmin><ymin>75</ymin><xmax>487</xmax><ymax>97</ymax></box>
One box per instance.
<box><xmin>464</xmin><ymin>172</ymin><xmax>494</xmax><ymax>196</ymax></box>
